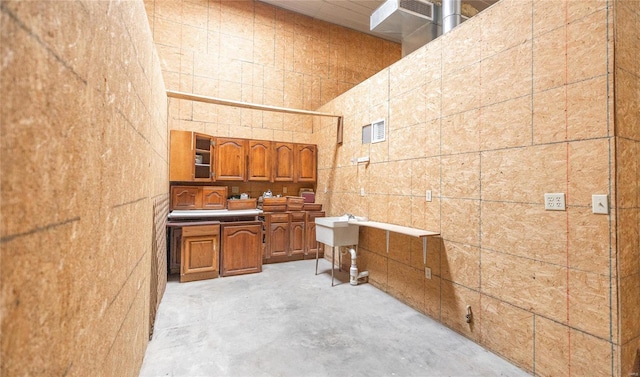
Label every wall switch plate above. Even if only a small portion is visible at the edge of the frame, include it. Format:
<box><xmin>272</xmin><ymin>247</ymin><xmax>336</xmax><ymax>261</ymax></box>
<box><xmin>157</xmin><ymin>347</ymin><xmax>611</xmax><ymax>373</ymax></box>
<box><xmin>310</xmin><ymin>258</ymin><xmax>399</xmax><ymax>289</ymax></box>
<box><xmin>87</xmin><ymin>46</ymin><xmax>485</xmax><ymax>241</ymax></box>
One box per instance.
<box><xmin>360</xmin><ymin>188</ymin><xmax>365</xmax><ymax>197</ymax></box>
<box><xmin>232</xmin><ymin>186</ymin><xmax>239</xmax><ymax>194</ymax></box>
<box><xmin>544</xmin><ymin>193</ymin><xmax>565</xmax><ymax>211</ymax></box>
<box><xmin>282</xmin><ymin>186</ymin><xmax>287</xmax><ymax>194</ymax></box>
<box><xmin>426</xmin><ymin>190</ymin><xmax>432</xmax><ymax>202</ymax></box>
<box><xmin>425</xmin><ymin>267</ymin><xmax>432</xmax><ymax>279</ymax></box>
<box><xmin>592</xmin><ymin>194</ymin><xmax>609</xmax><ymax>214</ymax></box>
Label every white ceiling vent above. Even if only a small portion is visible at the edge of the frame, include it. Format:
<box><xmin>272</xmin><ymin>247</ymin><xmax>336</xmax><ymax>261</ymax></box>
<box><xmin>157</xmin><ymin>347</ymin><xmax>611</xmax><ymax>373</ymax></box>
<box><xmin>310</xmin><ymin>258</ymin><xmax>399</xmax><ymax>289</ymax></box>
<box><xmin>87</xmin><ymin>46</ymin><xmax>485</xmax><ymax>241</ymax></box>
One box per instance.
<box><xmin>371</xmin><ymin>0</ymin><xmax>434</xmax><ymax>39</ymax></box>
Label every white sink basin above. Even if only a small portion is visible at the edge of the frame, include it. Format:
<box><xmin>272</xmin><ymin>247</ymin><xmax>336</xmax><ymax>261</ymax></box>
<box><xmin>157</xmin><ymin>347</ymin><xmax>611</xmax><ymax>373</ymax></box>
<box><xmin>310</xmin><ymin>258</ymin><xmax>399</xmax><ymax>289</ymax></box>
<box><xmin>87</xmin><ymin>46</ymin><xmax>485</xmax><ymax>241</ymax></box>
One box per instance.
<box><xmin>315</xmin><ymin>216</ymin><xmax>360</xmax><ymax>247</ymax></box>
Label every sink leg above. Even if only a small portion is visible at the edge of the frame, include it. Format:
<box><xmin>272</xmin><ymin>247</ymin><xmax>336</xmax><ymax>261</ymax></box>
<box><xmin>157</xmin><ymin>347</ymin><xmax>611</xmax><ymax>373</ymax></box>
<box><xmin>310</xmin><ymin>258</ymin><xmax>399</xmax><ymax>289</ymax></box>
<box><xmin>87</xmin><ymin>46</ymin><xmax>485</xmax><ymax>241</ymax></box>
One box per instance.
<box><xmin>315</xmin><ymin>242</ymin><xmax>319</xmax><ymax>275</ymax></box>
<box><xmin>331</xmin><ymin>246</ymin><xmax>335</xmax><ymax>287</ymax></box>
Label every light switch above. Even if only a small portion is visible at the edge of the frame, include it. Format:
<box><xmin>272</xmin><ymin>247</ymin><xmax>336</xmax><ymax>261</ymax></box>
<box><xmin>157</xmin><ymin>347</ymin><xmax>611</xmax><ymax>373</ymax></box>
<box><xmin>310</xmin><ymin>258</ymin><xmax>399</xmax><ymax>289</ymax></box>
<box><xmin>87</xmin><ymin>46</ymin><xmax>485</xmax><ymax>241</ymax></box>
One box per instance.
<box><xmin>592</xmin><ymin>194</ymin><xmax>609</xmax><ymax>214</ymax></box>
<box><xmin>360</xmin><ymin>188</ymin><xmax>365</xmax><ymax>196</ymax></box>
<box><xmin>426</xmin><ymin>190</ymin><xmax>432</xmax><ymax>202</ymax></box>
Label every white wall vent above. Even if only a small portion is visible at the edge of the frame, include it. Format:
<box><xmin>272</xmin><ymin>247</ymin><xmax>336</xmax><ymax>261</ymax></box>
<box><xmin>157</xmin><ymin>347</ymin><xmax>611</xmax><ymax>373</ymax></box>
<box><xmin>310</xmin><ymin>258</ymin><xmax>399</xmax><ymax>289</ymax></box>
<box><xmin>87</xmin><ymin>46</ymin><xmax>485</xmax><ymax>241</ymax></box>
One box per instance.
<box><xmin>371</xmin><ymin>119</ymin><xmax>386</xmax><ymax>143</ymax></box>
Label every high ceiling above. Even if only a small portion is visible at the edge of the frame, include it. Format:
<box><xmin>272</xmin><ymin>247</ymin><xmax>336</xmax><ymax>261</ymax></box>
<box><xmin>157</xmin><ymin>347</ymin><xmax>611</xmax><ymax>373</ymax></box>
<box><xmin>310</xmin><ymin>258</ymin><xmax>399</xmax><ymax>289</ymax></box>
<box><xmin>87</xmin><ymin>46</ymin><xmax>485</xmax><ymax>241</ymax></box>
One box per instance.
<box><xmin>259</xmin><ymin>0</ymin><xmax>498</xmax><ymax>42</ymax></box>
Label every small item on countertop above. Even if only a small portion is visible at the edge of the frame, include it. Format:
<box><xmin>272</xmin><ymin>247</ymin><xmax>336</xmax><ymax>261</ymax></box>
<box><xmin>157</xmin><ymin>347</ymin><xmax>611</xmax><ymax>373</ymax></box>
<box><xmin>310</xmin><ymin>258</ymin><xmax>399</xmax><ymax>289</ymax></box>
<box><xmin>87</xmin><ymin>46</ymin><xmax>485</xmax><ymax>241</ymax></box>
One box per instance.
<box><xmin>240</xmin><ymin>193</ymin><xmax>249</xmax><ymax>199</ymax></box>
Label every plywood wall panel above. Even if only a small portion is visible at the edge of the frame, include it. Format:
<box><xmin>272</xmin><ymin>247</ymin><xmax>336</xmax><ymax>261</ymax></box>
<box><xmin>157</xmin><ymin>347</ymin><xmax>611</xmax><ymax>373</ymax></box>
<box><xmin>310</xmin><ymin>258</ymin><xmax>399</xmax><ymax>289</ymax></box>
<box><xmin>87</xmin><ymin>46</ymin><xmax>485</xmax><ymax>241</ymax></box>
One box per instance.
<box><xmin>480</xmin><ymin>95</ymin><xmax>532</xmax><ymax>151</ymax></box>
<box><xmin>566</xmin><ymin>9</ymin><xmax>609</xmax><ymax>84</ymax></box>
<box><xmin>568</xmin><ymin>207</ymin><xmax>614</xmax><ymax>276</ymax></box>
<box><xmin>570</xmin><ymin>329</ymin><xmax>615</xmax><ymax>377</ymax></box>
<box><xmin>440</xmin><ymin>282</ymin><xmax>480</xmax><ymax>341</ymax></box>
<box><xmin>481</xmin><ymin>250</ymin><xmax>567</xmax><ymax>323</ymax></box>
<box><xmin>481</xmin><ymin>201</ymin><xmax>567</xmax><ymax>264</ymax></box>
<box><xmin>440</xmin><ymin>109</ymin><xmax>481</xmax><ymax>154</ymax></box>
<box><xmin>441</xmin><ymin>153</ymin><xmax>481</xmax><ymax>199</ymax></box>
<box><xmin>620</xmin><ymin>273</ymin><xmax>640</xmax><ymax>343</ymax></box>
<box><xmin>481</xmin><ymin>144</ymin><xmax>567</xmax><ymax>204</ymax></box>
<box><xmin>388</xmin><ymin>260</ymin><xmax>425</xmax><ymax>311</ymax></box>
<box><xmin>311</xmin><ymin>0</ymin><xmax>634</xmax><ymax>373</ymax></box>
<box><xmin>534</xmin><ymin>316</ymin><xmax>571</xmax><ymax>377</ymax></box>
<box><xmin>441</xmin><ymin>198</ymin><xmax>480</xmax><ymax>246</ymax></box>
<box><xmin>481</xmin><ymin>41</ymin><xmax>532</xmax><ymax>107</ymax></box>
<box><xmin>441</xmin><ymin>242</ymin><xmax>480</xmax><ymax>289</ymax></box>
<box><xmin>480</xmin><ymin>295</ymin><xmax>534</xmax><ymax>370</ymax></box>
<box><xmin>532</xmin><ymin>26</ymin><xmax>566</xmax><ymax>93</ymax></box>
<box><xmin>569</xmin><ymin>269</ymin><xmax>614</xmax><ymax>340</ymax></box>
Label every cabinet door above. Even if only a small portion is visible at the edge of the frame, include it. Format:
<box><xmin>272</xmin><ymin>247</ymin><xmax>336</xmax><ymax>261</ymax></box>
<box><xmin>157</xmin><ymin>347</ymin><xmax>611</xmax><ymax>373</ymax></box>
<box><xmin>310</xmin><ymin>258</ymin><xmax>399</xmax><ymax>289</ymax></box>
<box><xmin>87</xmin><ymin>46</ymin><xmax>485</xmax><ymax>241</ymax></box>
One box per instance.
<box><xmin>169</xmin><ymin>130</ymin><xmax>195</xmax><ymax>181</ymax></box>
<box><xmin>181</xmin><ymin>225</ymin><xmax>220</xmax><ymax>282</ymax></box>
<box><xmin>290</xmin><ymin>221</ymin><xmax>305</xmax><ymax>256</ymax></box>
<box><xmin>273</xmin><ymin>142</ymin><xmax>294</xmax><ymax>182</ymax></box>
<box><xmin>269</xmin><ymin>222</ymin><xmax>289</xmax><ymax>258</ymax></box>
<box><xmin>193</xmin><ymin>133</ymin><xmax>215</xmax><ymax>181</ymax></box>
<box><xmin>169</xmin><ymin>228</ymin><xmax>182</xmax><ymax>274</ymax></box>
<box><xmin>221</xmin><ymin>222</ymin><xmax>262</xmax><ymax>277</ymax></box>
<box><xmin>202</xmin><ymin>186</ymin><xmax>228</xmax><ymax>209</ymax></box>
<box><xmin>305</xmin><ymin>211</ymin><xmax>325</xmax><ymax>257</ymax></box>
<box><xmin>295</xmin><ymin>144</ymin><xmax>317</xmax><ymax>182</ymax></box>
<box><xmin>171</xmin><ymin>186</ymin><xmax>202</xmax><ymax>210</ymax></box>
<box><xmin>215</xmin><ymin>138</ymin><xmax>246</xmax><ymax>181</ymax></box>
<box><xmin>248</xmin><ymin>140</ymin><xmax>272</xmax><ymax>181</ymax></box>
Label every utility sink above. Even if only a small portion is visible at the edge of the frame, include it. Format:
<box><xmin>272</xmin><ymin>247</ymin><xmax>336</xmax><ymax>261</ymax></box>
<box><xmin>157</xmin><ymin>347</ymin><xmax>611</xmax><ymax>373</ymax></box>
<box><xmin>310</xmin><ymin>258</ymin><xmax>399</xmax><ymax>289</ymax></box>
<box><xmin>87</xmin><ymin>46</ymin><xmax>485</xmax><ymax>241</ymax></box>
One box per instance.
<box><xmin>315</xmin><ymin>216</ymin><xmax>360</xmax><ymax>247</ymax></box>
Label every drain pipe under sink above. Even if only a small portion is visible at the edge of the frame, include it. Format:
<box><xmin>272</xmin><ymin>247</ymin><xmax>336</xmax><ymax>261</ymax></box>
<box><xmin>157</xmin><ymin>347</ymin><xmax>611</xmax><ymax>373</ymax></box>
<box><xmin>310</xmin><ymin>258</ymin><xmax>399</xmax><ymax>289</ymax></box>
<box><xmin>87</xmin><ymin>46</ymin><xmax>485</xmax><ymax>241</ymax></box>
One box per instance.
<box><xmin>342</xmin><ymin>247</ymin><xmax>369</xmax><ymax>285</ymax></box>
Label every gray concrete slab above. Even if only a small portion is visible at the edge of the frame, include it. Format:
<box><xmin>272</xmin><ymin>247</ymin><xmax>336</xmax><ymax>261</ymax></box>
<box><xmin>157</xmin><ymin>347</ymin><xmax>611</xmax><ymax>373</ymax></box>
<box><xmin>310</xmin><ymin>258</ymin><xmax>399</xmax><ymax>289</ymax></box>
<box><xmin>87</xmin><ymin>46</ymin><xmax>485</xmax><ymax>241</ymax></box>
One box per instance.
<box><xmin>140</xmin><ymin>259</ymin><xmax>531</xmax><ymax>377</ymax></box>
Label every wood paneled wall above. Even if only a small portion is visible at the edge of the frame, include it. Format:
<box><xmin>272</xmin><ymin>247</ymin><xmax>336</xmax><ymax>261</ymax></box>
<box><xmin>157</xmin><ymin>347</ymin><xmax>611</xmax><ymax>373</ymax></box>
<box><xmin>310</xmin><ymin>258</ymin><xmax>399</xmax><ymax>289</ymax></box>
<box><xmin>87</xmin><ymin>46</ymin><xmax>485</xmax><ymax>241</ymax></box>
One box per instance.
<box><xmin>314</xmin><ymin>0</ymin><xmax>639</xmax><ymax>375</ymax></box>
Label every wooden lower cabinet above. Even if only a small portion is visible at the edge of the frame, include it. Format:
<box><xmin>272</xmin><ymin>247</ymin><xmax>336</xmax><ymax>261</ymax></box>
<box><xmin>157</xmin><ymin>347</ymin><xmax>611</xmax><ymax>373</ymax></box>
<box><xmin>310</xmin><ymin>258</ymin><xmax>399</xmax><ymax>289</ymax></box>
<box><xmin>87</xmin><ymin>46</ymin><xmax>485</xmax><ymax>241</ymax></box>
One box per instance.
<box><xmin>180</xmin><ymin>224</ymin><xmax>220</xmax><ymax>282</ymax></box>
<box><xmin>221</xmin><ymin>221</ymin><xmax>262</xmax><ymax>277</ymax></box>
<box><xmin>305</xmin><ymin>211</ymin><xmax>325</xmax><ymax>258</ymax></box>
<box><xmin>289</xmin><ymin>212</ymin><xmax>305</xmax><ymax>256</ymax></box>
<box><xmin>266</xmin><ymin>213</ymin><xmax>289</xmax><ymax>259</ymax></box>
<box><xmin>169</xmin><ymin>228</ymin><xmax>182</xmax><ymax>274</ymax></box>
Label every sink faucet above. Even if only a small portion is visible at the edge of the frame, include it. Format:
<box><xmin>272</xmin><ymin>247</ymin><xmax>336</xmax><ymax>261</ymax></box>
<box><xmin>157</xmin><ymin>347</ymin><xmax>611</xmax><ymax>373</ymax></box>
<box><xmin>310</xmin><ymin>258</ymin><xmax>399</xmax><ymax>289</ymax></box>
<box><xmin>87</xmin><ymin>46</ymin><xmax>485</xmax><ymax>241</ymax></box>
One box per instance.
<box><xmin>345</xmin><ymin>213</ymin><xmax>355</xmax><ymax>220</ymax></box>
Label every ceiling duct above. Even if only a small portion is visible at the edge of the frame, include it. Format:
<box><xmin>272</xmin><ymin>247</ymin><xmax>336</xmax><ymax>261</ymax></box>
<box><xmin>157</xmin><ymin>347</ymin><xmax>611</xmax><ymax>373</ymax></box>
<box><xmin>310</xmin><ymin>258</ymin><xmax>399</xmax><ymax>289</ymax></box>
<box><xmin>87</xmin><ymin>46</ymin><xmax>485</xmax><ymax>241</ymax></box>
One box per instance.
<box><xmin>370</xmin><ymin>0</ymin><xmax>435</xmax><ymax>42</ymax></box>
<box><xmin>371</xmin><ymin>0</ymin><xmax>442</xmax><ymax>57</ymax></box>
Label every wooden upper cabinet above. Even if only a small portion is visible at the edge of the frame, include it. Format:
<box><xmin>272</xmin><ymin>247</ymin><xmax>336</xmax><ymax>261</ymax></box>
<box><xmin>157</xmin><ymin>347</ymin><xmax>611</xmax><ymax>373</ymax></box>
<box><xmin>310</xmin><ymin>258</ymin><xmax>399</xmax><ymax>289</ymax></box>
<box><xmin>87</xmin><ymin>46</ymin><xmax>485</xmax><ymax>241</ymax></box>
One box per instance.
<box><xmin>295</xmin><ymin>144</ymin><xmax>317</xmax><ymax>182</ymax></box>
<box><xmin>215</xmin><ymin>138</ymin><xmax>246</xmax><ymax>181</ymax></box>
<box><xmin>170</xmin><ymin>130</ymin><xmax>195</xmax><ymax>181</ymax></box>
<box><xmin>169</xmin><ymin>132</ymin><xmax>316</xmax><ymax>183</ymax></box>
<box><xmin>247</xmin><ymin>140</ymin><xmax>272</xmax><ymax>182</ymax></box>
<box><xmin>273</xmin><ymin>142</ymin><xmax>294</xmax><ymax>182</ymax></box>
<box><xmin>169</xmin><ymin>130</ymin><xmax>215</xmax><ymax>182</ymax></box>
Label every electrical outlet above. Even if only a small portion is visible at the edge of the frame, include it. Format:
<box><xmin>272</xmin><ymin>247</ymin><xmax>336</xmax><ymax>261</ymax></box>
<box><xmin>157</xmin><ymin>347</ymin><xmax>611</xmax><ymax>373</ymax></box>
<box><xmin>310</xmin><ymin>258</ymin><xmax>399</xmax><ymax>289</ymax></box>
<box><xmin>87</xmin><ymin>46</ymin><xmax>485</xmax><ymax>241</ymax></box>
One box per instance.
<box><xmin>360</xmin><ymin>188</ymin><xmax>365</xmax><ymax>197</ymax></box>
<box><xmin>425</xmin><ymin>267</ymin><xmax>431</xmax><ymax>279</ymax></box>
<box><xmin>592</xmin><ymin>194</ymin><xmax>608</xmax><ymax>214</ymax></box>
<box><xmin>282</xmin><ymin>186</ymin><xmax>287</xmax><ymax>194</ymax></box>
<box><xmin>544</xmin><ymin>193</ymin><xmax>565</xmax><ymax>211</ymax></box>
<box><xmin>426</xmin><ymin>190</ymin><xmax>432</xmax><ymax>202</ymax></box>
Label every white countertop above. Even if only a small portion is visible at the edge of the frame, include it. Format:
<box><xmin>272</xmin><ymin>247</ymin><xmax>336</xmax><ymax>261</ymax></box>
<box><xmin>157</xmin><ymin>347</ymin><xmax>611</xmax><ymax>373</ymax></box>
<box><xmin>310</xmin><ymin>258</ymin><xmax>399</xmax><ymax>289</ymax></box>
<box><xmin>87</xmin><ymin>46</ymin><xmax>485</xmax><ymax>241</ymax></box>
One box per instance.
<box><xmin>168</xmin><ymin>209</ymin><xmax>263</xmax><ymax>219</ymax></box>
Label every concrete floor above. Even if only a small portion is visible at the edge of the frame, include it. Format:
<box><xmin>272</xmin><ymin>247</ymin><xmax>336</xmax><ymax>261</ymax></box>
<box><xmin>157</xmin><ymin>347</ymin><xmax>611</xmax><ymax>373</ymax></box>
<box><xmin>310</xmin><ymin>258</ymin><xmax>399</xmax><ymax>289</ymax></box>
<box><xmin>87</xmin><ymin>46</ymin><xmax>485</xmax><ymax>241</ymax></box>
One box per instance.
<box><xmin>140</xmin><ymin>259</ymin><xmax>531</xmax><ymax>377</ymax></box>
